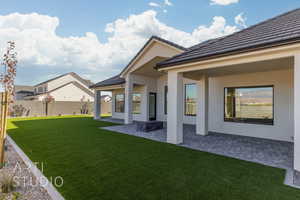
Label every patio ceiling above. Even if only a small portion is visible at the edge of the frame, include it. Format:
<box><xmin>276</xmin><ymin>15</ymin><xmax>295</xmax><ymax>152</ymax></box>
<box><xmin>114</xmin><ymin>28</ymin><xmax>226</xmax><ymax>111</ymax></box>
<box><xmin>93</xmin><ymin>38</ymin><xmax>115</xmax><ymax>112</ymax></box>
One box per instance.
<box><xmin>131</xmin><ymin>56</ymin><xmax>167</xmax><ymax>78</ymax></box>
<box><xmin>184</xmin><ymin>56</ymin><xmax>293</xmax><ymax>80</ymax></box>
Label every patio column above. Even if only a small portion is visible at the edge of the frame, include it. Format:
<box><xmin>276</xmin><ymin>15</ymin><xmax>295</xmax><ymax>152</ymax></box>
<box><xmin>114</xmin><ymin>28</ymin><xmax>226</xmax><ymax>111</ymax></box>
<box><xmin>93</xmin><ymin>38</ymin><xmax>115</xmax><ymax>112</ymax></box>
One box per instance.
<box><xmin>167</xmin><ymin>71</ymin><xmax>183</xmax><ymax>144</ymax></box>
<box><xmin>125</xmin><ymin>74</ymin><xmax>133</xmax><ymax>124</ymax></box>
<box><xmin>294</xmin><ymin>54</ymin><xmax>300</xmax><ymax>172</ymax></box>
<box><xmin>142</xmin><ymin>85</ymin><xmax>149</xmax><ymax>121</ymax></box>
<box><xmin>196</xmin><ymin>74</ymin><xmax>209</xmax><ymax>135</ymax></box>
<box><xmin>94</xmin><ymin>90</ymin><xmax>101</xmax><ymax>120</ymax></box>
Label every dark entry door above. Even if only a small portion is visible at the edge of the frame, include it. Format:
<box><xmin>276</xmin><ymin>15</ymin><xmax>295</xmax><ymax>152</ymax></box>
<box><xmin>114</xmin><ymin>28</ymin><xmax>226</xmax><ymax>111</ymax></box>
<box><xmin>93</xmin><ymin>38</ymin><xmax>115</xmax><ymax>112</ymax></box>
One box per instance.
<box><xmin>149</xmin><ymin>92</ymin><xmax>157</xmax><ymax>121</ymax></box>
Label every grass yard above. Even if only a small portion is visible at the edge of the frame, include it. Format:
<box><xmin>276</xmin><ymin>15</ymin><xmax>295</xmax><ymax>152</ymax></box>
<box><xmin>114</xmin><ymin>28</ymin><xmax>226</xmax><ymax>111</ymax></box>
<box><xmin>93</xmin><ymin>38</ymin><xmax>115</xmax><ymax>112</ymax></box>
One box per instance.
<box><xmin>7</xmin><ymin>116</ymin><xmax>300</xmax><ymax>200</ymax></box>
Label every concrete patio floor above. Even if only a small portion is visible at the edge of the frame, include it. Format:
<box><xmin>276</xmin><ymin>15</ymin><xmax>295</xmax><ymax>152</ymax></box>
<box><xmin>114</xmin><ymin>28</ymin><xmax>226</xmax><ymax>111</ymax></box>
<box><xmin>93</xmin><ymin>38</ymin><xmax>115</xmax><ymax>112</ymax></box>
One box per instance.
<box><xmin>100</xmin><ymin>118</ymin><xmax>299</xmax><ymax>188</ymax></box>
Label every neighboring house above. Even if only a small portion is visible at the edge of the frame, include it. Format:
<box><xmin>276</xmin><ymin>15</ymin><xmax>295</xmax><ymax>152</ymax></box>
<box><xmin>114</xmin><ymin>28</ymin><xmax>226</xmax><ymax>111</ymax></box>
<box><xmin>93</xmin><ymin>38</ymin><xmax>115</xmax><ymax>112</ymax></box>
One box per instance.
<box><xmin>26</xmin><ymin>72</ymin><xmax>94</xmax><ymax>102</ymax></box>
<box><xmin>14</xmin><ymin>85</ymin><xmax>34</xmax><ymax>100</ymax></box>
<box><xmin>91</xmin><ymin>8</ymin><xmax>300</xmax><ymax>176</ymax></box>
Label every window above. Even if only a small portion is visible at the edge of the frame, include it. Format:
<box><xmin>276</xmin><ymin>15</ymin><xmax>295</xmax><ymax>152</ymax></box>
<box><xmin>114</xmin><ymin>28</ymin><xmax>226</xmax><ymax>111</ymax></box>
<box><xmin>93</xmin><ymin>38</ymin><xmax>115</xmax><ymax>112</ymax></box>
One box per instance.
<box><xmin>164</xmin><ymin>86</ymin><xmax>168</xmax><ymax>115</ymax></box>
<box><xmin>132</xmin><ymin>93</ymin><xmax>141</xmax><ymax>114</ymax></box>
<box><xmin>38</xmin><ymin>87</ymin><xmax>43</xmax><ymax>93</ymax></box>
<box><xmin>224</xmin><ymin>86</ymin><xmax>274</xmax><ymax>125</ymax></box>
<box><xmin>115</xmin><ymin>94</ymin><xmax>125</xmax><ymax>113</ymax></box>
<box><xmin>185</xmin><ymin>84</ymin><xmax>197</xmax><ymax>116</ymax></box>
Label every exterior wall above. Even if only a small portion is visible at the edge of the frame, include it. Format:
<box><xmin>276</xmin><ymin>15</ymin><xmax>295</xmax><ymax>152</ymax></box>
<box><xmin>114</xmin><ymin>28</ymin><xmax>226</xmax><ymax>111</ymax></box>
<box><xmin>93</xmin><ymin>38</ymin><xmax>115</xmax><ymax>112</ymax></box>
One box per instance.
<box><xmin>112</xmin><ymin>88</ymin><xmax>125</xmax><ymax>119</ymax></box>
<box><xmin>48</xmin><ymin>83</ymin><xmax>94</xmax><ymax>102</ymax></box>
<box><xmin>157</xmin><ymin>74</ymin><xmax>197</xmax><ymax>124</ymax></box>
<box><xmin>112</xmin><ymin>85</ymin><xmax>148</xmax><ymax>121</ymax></box>
<box><xmin>111</xmin><ymin>73</ymin><xmax>197</xmax><ymax>124</ymax></box>
<box><xmin>208</xmin><ymin>67</ymin><xmax>293</xmax><ymax>142</ymax></box>
<box><xmin>111</xmin><ymin>67</ymin><xmax>293</xmax><ymax>142</ymax></box>
<box><xmin>33</xmin><ymin>74</ymin><xmax>94</xmax><ymax>101</ymax></box>
<box><xmin>112</xmin><ymin>74</ymin><xmax>158</xmax><ymax>121</ymax></box>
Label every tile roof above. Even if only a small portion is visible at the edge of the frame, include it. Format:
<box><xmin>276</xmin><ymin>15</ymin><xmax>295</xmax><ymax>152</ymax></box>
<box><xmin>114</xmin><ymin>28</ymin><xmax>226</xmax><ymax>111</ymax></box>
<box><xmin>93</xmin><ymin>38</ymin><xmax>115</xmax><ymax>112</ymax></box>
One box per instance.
<box><xmin>157</xmin><ymin>8</ymin><xmax>300</xmax><ymax>68</ymax></box>
<box><xmin>90</xmin><ymin>75</ymin><xmax>125</xmax><ymax>88</ymax></box>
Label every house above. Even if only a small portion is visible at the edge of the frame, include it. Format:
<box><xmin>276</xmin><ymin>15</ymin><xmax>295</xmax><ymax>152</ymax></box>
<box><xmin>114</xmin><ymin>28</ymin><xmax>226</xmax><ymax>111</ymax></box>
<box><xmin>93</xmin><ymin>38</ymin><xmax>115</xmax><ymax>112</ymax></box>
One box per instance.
<box><xmin>91</xmin><ymin>8</ymin><xmax>300</xmax><ymax>179</ymax></box>
<box><xmin>26</xmin><ymin>72</ymin><xmax>94</xmax><ymax>102</ymax></box>
<box><xmin>14</xmin><ymin>85</ymin><xmax>34</xmax><ymax>100</ymax></box>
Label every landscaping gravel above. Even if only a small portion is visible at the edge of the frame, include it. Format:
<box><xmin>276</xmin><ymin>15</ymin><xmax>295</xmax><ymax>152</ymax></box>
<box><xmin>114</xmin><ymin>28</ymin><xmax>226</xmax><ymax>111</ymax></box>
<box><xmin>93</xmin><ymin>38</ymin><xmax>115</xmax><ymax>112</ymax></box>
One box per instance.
<box><xmin>0</xmin><ymin>139</ymin><xmax>52</xmax><ymax>200</ymax></box>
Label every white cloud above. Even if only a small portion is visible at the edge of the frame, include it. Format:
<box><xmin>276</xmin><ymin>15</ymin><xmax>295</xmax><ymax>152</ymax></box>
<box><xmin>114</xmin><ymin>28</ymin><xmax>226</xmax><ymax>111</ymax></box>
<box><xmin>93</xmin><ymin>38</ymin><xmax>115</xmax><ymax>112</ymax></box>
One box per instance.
<box><xmin>235</xmin><ymin>13</ymin><xmax>247</xmax><ymax>28</ymax></box>
<box><xmin>210</xmin><ymin>0</ymin><xmax>239</xmax><ymax>6</ymax></box>
<box><xmin>149</xmin><ymin>2</ymin><xmax>161</xmax><ymax>7</ymax></box>
<box><xmin>163</xmin><ymin>9</ymin><xmax>168</xmax><ymax>13</ymax></box>
<box><xmin>164</xmin><ymin>0</ymin><xmax>173</xmax><ymax>6</ymax></box>
<box><xmin>0</xmin><ymin>11</ymin><xmax>239</xmax><ymax>84</ymax></box>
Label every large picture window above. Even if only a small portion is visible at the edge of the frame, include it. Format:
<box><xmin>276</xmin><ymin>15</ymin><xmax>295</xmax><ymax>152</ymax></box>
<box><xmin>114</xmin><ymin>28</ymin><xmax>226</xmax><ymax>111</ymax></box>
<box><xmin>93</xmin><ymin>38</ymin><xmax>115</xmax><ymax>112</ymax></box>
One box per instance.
<box><xmin>115</xmin><ymin>94</ymin><xmax>124</xmax><ymax>113</ymax></box>
<box><xmin>185</xmin><ymin>84</ymin><xmax>197</xmax><ymax>116</ymax></box>
<box><xmin>132</xmin><ymin>93</ymin><xmax>141</xmax><ymax>114</ymax></box>
<box><xmin>224</xmin><ymin>86</ymin><xmax>274</xmax><ymax>125</ymax></box>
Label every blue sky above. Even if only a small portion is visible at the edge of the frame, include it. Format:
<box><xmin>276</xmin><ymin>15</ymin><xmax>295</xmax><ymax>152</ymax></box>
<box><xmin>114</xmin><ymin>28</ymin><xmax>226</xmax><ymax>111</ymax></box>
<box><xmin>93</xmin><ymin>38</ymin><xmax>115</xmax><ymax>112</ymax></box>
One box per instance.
<box><xmin>0</xmin><ymin>0</ymin><xmax>299</xmax><ymax>86</ymax></box>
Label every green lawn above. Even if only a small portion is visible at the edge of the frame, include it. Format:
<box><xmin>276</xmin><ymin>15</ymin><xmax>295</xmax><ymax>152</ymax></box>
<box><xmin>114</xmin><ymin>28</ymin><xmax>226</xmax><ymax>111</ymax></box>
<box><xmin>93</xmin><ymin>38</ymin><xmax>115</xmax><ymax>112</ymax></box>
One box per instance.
<box><xmin>7</xmin><ymin>116</ymin><xmax>300</xmax><ymax>200</ymax></box>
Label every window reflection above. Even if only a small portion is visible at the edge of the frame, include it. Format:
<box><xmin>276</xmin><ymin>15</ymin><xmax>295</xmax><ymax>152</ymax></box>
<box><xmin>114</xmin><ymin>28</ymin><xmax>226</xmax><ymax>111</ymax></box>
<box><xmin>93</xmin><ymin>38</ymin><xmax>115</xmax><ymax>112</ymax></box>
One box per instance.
<box><xmin>225</xmin><ymin>86</ymin><xmax>273</xmax><ymax>125</ymax></box>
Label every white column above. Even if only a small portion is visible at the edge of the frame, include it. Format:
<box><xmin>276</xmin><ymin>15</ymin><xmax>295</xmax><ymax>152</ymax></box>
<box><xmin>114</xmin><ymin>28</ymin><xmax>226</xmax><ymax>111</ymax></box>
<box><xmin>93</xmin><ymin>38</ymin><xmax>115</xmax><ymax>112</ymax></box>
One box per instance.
<box><xmin>142</xmin><ymin>85</ymin><xmax>149</xmax><ymax>121</ymax></box>
<box><xmin>294</xmin><ymin>54</ymin><xmax>300</xmax><ymax>172</ymax></box>
<box><xmin>167</xmin><ymin>71</ymin><xmax>183</xmax><ymax>144</ymax></box>
<box><xmin>93</xmin><ymin>90</ymin><xmax>101</xmax><ymax>120</ymax></box>
<box><xmin>125</xmin><ymin>75</ymin><xmax>133</xmax><ymax>124</ymax></box>
<box><xmin>196</xmin><ymin>74</ymin><xmax>209</xmax><ymax>135</ymax></box>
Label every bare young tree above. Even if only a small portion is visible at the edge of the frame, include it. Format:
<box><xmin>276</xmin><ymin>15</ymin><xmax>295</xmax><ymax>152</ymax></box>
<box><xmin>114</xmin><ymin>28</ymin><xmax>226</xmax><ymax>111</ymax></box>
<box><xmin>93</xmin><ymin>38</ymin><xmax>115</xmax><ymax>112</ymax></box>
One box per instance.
<box><xmin>0</xmin><ymin>41</ymin><xmax>17</xmax><ymax>167</ymax></box>
<box><xmin>1</xmin><ymin>41</ymin><xmax>17</xmax><ymax>99</ymax></box>
<box><xmin>43</xmin><ymin>94</ymin><xmax>55</xmax><ymax>116</ymax></box>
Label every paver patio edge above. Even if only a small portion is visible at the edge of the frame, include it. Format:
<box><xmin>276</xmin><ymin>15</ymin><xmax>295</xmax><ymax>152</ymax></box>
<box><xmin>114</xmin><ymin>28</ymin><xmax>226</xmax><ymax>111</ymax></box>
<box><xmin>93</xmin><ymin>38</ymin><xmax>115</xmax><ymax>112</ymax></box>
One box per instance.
<box><xmin>7</xmin><ymin>136</ymin><xmax>65</xmax><ymax>200</ymax></box>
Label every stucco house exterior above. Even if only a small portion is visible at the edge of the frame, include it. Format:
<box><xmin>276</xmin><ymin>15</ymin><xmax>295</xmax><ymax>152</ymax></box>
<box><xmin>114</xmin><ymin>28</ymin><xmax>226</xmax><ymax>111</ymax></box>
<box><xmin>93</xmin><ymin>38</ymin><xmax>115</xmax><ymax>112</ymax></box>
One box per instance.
<box><xmin>25</xmin><ymin>72</ymin><xmax>94</xmax><ymax>102</ymax></box>
<box><xmin>91</xmin><ymin>9</ymin><xmax>300</xmax><ymax>178</ymax></box>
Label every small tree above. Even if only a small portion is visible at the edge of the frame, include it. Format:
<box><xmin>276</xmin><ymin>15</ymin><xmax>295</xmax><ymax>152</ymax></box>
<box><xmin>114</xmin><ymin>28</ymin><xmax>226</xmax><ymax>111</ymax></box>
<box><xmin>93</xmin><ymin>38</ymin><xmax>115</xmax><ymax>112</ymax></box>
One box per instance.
<box><xmin>43</xmin><ymin>94</ymin><xmax>54</xmax><ymax>116</ymax></box>
<box><xmin>0</xmin><ymin>41</ymin><xmax>17</xmax><ymax>167</ymax></box>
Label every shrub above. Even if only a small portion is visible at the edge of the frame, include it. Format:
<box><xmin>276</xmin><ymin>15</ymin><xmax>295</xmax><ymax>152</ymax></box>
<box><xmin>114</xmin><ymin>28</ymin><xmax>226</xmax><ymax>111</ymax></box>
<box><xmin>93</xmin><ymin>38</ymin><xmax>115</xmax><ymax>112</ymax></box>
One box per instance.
<box><xmin>0</xmin><ymin>171</ymin><xmax>17</xmax><ymax>193</ymax></box>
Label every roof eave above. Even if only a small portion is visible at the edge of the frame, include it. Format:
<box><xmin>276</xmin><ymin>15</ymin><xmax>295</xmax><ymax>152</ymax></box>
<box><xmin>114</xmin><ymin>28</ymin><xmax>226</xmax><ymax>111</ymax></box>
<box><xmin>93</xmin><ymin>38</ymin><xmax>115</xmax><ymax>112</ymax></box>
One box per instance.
<box><xmin>156</xmin><ymin>38</ymin><xmax>300</xmax><ymax>70</ymax></box>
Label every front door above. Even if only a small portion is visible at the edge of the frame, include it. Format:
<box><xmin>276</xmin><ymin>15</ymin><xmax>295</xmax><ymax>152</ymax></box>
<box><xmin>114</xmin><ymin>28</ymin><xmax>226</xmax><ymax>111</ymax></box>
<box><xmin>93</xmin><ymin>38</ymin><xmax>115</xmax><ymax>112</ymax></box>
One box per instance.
<box><xmin>149</xmin><ymin>92</ymin><xmax>156</xmax><ymax>121</ymax></box>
